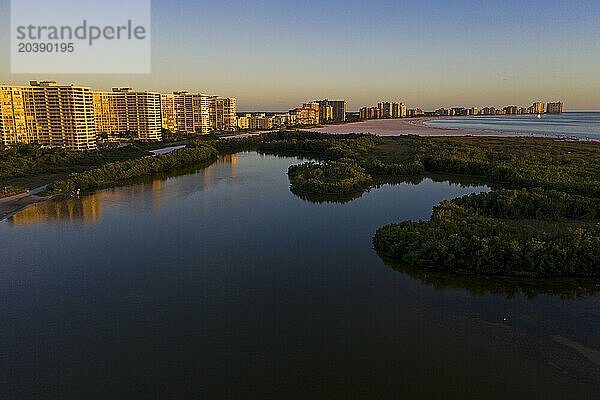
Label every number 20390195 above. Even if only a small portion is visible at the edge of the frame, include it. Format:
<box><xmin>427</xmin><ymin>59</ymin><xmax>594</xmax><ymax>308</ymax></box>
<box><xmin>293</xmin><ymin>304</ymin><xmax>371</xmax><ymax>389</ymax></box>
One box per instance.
<box><xmin>18</xmin><ymin>42</ymin><xmax>74</xmax><ymax>53</ymax></box>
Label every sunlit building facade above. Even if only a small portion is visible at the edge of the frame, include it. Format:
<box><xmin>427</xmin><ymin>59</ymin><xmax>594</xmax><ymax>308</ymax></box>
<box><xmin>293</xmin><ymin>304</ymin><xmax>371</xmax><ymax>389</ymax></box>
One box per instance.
<box><xmin>93</xmin><ymin>88</ymin><xmax>162</xmax><ymax>141</ymax></box>
<box><xmin>291</xmin><ymin>107</ymin><xmax>319</xmax><ymax>125</ymax></box>
<box><xmin>173</xmin><ymin>91</ymin><xmax>211</xmax><ymax>134</ymax></box>
<box><xmin>378</xmin><ymin>102</ymin><xmax>392</xmax><ymax>118</ymax></box>
<box><xmin>213</xmin><ymin>97</ymin><xmax>237</xmax><ymax>131</ymax></box>
<box><xmin>0</xmin><ymin>85</ymin><xmax>38</xmax><ymax>146</ymax></box>
<box><xmin>2</xmin><ymin>81</ymin><xmax>97</xmax><ymax>150</ymax></box>
<box><xmin>528</xmin><ymin>102</ymin><xmax>545</xmax><ymax>114</ymax></box>
<box><xmin>160</xmin><ymin>94</ymin><xmax>176</xmax><ymax>132</ymax></box>
<box><xmin>237</xmin><ymin>113</ymin><xmax>251</xmax><ymax>130</ymax></box>
<box><xmin>320</xmin><ymin>105</ymin><xmax>333</xmax><ymax>122</ymax></box>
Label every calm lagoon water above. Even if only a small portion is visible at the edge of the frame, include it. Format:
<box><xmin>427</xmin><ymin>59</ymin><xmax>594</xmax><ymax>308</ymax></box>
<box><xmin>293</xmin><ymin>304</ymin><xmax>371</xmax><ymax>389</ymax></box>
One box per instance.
<box><xmin>1</xmin><ymin>152</ymin><xmax>599</xmax><ymax>399</ymax></box>
<box><xmin>424</xmin><ymin>112</ymin><xmax>600</xmax><ymax>140</ymax></box>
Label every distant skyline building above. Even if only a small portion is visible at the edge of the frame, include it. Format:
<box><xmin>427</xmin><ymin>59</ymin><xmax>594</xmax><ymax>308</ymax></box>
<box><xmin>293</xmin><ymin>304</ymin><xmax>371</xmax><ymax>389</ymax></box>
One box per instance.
<box><xmin>291</xmin><ymin>106</ymin><xmax>320</xmax><ymax>125</ymax></box>
<box><xmin>392</xmin><ymin>102</ymin><xmax>407</xmax><ymax>118</ymax></box>
<box><xmin>546</xmin><ymin>101</ymin><xmax>564</xmax><ymax>114</ymax></box>
<box><xmin>250</xmin><ymin>113</ymin><xmax>273</xmax><ymax>130</ymax></box>
<box><xmin>378</xmin><ymin>102</ymin><xmax>392</xmax><ymax>118</ymax></box>
<box><xmin>318</xmin><ymin>100</ymin><xmax>346</xmax><ymax>122</ymax></box>
<box><xmin>320</xmin><ymin>105</ymin><xmax>333</xmax><ymax>122</ymax></box>
<box><xmin>529</xmin><ymin>102</ymin><xmax>545</xmax><ymax>114</ymax></box>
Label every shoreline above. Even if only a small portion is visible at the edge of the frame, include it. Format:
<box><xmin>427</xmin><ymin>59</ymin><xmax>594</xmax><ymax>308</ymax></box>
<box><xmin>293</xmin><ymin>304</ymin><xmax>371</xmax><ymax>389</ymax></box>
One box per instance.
<box><xmin>0</xmin><ymin>194</ymin><xmax>58</xmax><ymax>222</ymax></box>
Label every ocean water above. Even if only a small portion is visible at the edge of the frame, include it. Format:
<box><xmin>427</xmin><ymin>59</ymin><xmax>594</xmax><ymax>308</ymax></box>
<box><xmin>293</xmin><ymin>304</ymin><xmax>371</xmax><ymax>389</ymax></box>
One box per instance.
<box><xmin>424</xmin><ymin>112</ymin><xmax>600</xmax><ymax>140</ymax></box>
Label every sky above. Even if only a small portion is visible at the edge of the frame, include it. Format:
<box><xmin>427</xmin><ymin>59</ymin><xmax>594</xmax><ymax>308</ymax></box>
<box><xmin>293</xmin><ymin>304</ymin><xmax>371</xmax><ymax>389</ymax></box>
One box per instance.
<box><xmin>0</xmin><ymin>0</ymin><xmax>599</xmax><ymax>111</ymax></box>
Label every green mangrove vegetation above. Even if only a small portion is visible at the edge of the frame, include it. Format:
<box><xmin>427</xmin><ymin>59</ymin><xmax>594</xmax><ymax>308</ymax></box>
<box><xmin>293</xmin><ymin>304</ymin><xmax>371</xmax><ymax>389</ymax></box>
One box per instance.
<box><xmin>260</xmin><ymin>132</ymin><xmax>600</xmax><ymax>277</ymax></box>
<box><xmin>7</xmin><ymin>131</ymin><xmax>600</xmax><ymax>277</ymax></box>
<box><xmin>0</xmin><ymin>143</ymin><xmax>156</xmax><ymax>189</ymax></box>
<box><xmin>47</xmin><ymin>144</ymin><xmax>218</xmax><ymax>193</ymax></box>
<box><xmin>366</xmin><ymin>137</ymin><xmax>600</xmax><ymax>277</ymax></box>
<box><xmin>287</xmin><ymin>160</ymin><xmax>372</xmax><ymax>194</ymax></box>
<box><xmin>0</xmin><ymin>143</ymin><xmax>156</xmax><ymax>180</ymax></box>
<box><xmin>373</xmin><ymin>201</ymin><xmax>600</xmax><ymax>277</ymax></box>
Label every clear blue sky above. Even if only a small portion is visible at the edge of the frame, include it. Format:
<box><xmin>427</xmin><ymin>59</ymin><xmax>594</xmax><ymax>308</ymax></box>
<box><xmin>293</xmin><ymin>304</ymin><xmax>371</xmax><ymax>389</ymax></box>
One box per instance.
<box><xmin>1</xmin><ymin>0</ymin><xmax>599</xmax><ymax>111</ymax></box>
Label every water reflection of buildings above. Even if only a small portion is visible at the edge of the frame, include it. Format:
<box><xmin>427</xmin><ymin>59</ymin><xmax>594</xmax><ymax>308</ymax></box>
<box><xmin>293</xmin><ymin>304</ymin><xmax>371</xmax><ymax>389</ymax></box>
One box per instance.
<box><xmin>200</xmin><ymin>153</ymin><xmax>238</xmax><ymax>190</ymax></box>
<box><xmin>10</xmin><ymin>179</ymin><xmax>167</xmax><ymax>225</ymax></box>
<box><xmin>9</xmin><ymin>154</ymin><xmax>238</xmax><ymax>225</ymax></box>
<box><xmin>10</xmin><ymin>196</ymin><xmax>102</xmax><ymax>225</ymax></box>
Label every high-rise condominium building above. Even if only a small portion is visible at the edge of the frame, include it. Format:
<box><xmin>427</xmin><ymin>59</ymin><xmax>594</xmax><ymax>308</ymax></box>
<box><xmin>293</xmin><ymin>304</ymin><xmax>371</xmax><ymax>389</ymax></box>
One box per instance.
<box><xmin>392</xmin><ymin>102</ymin><xmax>406</xmax><ymax>118</ymax></box>
<box><xmin>250</xmin><ymin>113</ymin><xmax>273</xmax><ymax>130</ymax></box>
<box><xmin>292</xmin><ymin>107</ymin><xmax>319</xmax><ymax>125</ymax></box>
<box><xmin>0</xmin><ymin>85</ymin><xmax>37</xmax><ymax>146</ymax></box>
<box><xmin>529</xmin><ymin>102</ymin><xmax>545</xmax><ymax>114</ymax></box>
<box><xmin>320</xmin><ymin>105</ymin><xmax>333</xmax><ymax>122</ymax></box>
<box><xmin>1</xmin><ymin>81</ymin><xmax>96</xmax><ymax>150</ymax></box>
<box><xmin>272</xmin><ymin>113</ymin><xmax>294</xmax><ymax>127</ymax></box>
<box><xmin>302</xmin><ymin>102</ymin><xmax>321</xmax><ymax>124</ymax></box>
<box><xmin>237</xmin><ymin>114</ymin><xmax>251</xmax><ymax>130</ymax></box>
<box><xmin>360</xmin><ymin>101</ymin><xmax>405</xmax><ymax>119</ymax></box>
<box><xmin>546</xmin><ymin>102</ymin><xmax>563</xmax><ymax>114</ymax></box>
<box><xmin>93</xmin><ymin>88</ymin><xmax>162</xmax><ymax>141</ymax></box>
<box><xmin>212</xmin><ymin>97</ymin><xmax>237</xmax><ymax>131</ymax></box>
<box><xmin>378</xmin><ymin>102</ymin><xmax>392</xmax><ymax>118</ymax></box>
<box><xmin>317</xmin><ymin>99</ymin><xmax>346</xmax><ymax>122</ymax></box>
<box><xmin>160</xmin><ymin>94</ymin><xmax>176</xmax><ymax>132</ymax></box>
<box><xmin>33</xmin><ymin>81</ymin><xmax>96</xmax><ymax>150</ymax></box>
<box><xmin>172</xmin><ymin>91</ymin><xmax>211</xmax><ymax>134</ymax></box>
<box><xmin>359</xmin><ymin>107</ymin><xmax>381</xmax><ymax>119</ymax></box>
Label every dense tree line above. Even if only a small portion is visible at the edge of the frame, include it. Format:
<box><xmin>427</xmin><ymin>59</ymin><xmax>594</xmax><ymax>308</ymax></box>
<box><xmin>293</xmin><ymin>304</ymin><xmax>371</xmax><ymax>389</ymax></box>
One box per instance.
<box><xmin>373</xmin><ymin>202</ymin><xmax>600</xmax><ymax>277</ymax></box>
<box><xmin>287</xmin><ymin>160</ymin><xmax>373</xmax><ymax>194</ymax></box>
<box><xmin>0</xmin><ymin>143</ymin><xmax>153</xmax><ymax>181</ymax></box>
<box><xmin>47</xmin><ymin>144</ymin><xmax>218</xmax><ymax>193</ymax></box>
<box><xmin>419</xmin><ymin>138</ymin><xmax>600</xmax><ymax>197</ymax></box>
<box><xmin>452</xmin><ymin>188</ymin><xmax>600</xmax><ymax>221</ymax></box>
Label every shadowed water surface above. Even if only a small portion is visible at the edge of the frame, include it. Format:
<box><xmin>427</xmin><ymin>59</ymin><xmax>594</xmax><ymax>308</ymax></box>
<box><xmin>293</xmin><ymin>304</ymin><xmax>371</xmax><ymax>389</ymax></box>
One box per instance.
<box><xmin>1</xmin><ymin>152</ymin><xmax>599</xmax><ymax>399</ymax></box>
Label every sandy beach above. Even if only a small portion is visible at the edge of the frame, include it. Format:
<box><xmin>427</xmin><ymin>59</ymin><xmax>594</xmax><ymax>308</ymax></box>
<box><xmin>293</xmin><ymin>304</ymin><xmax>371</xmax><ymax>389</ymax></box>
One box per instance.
<box><xmin>305</xmin><ymin>118</ymin><xmax>554</xmax><ymax>138</ymax></box>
